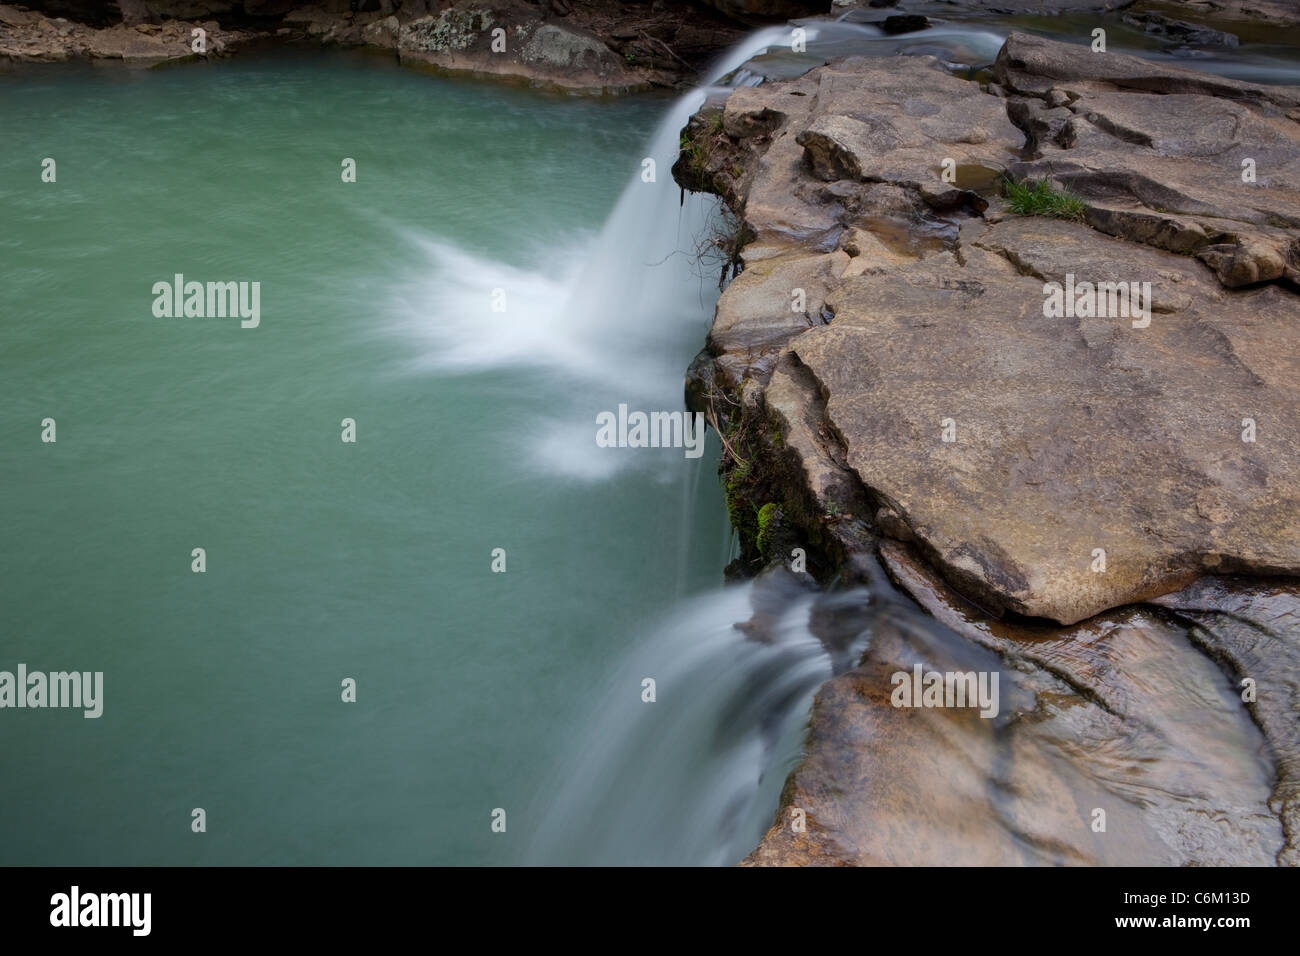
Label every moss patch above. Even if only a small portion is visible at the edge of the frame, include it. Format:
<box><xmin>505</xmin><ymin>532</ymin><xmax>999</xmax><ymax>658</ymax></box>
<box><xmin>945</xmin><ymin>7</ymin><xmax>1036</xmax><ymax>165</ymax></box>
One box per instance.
<box><xmin>756</xmin><ymin>502</ymin><xmax>779</xmax><ymax>559</ymax></box>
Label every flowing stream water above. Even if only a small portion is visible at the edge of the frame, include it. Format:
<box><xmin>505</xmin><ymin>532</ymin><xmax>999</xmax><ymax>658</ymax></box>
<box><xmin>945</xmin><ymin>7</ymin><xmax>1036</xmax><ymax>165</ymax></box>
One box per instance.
<box><xmin>2</xmin><ymin>16</ymin><xmax>1297</xmax><ymax>866</ymax></box>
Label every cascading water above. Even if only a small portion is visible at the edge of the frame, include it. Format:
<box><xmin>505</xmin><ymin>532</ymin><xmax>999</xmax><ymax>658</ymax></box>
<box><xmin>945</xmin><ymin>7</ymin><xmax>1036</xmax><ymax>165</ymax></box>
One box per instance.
<box><xmin>525</xmin><ymin>573</ymin><xmax>871</xmax><ymax>866</ymax></box>
<box><xmin>450</xmin><ymin>20</ymin><xmax>1018</xmax><ymax>866</ymax></box>
<box><xmin>508</xmin><ymin>26</ymin><xmax>906</xmax><ymax>866</ymax></box>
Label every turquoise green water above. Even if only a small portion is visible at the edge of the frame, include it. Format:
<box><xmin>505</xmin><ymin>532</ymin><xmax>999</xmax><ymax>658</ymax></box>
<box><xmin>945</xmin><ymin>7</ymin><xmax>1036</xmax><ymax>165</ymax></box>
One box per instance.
<box><xmin>0</xmin><ymin>52</ymin><xmax>731</xmax><ymax>864</ymax></box>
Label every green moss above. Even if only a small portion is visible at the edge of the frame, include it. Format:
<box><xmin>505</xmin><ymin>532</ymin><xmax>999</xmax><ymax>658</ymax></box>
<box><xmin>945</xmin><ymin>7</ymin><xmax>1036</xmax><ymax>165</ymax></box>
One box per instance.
<box><xmin>1001</xmin><ymin>176</ymin><xmax>1086</xmax><ymax>221</ymax></box>
<box><xmin>725</xmin><ymin>472</ymin><xmax>757</xmax><ymax>544</ymax></box>
<box><xmin>756</xmin><ymin>503</ymin><xmax>779</xmax><ymax>559</ymax></box>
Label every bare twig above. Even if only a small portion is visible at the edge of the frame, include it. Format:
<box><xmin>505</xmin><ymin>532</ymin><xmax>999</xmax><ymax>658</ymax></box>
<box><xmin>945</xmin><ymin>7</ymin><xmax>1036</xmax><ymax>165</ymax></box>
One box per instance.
<box><xmin>637</xmin><ymin>30</ymin><xmax>691</xmax><ymax>69</ymax></box>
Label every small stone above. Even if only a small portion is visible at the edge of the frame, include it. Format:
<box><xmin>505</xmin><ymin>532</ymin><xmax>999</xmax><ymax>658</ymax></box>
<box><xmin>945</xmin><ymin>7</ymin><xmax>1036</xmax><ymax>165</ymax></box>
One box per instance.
<box><xmin>880</xmin><ymin>15</ymin><xmax>928</xmax><ymax>35</ymax></box>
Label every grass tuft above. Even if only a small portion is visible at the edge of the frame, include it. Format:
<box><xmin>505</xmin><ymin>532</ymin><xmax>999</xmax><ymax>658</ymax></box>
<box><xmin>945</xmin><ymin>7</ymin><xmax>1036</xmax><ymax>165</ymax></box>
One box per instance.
<box><xmin>1001</xmin><ymin>176</ymin><xmax>1086</xmax><ymax>221</ymax></box>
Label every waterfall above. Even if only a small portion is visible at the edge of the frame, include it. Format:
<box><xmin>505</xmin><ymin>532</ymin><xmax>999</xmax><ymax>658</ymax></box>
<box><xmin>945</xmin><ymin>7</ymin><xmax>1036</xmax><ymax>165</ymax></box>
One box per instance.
<box><xmin>561</xmin><ymin>25</ymin><xmax>812</xmax><ymax>373</ymax></box>
<box><xmin>384</xmin><ymin>25</ymin><xmax>919</xmax><ymax>864</ymax></box>
<box><xmin>525</xmin><ymin>573</ymin><xmax>873</xmax><ymax>865</ymax></box>
<box><xmin>386</xmin><ymin>28</ymin><xmax>810</xmax><ymax>485</ymax></box>
<box><xmin>386</xmin><ymin>24</ymin><xmax>888</xmax><ymax>484</ymax></box>
<box><xmin>517</xmin><ymin>25</ymin><xmax>892</xmax><ymax>866</ymax></box>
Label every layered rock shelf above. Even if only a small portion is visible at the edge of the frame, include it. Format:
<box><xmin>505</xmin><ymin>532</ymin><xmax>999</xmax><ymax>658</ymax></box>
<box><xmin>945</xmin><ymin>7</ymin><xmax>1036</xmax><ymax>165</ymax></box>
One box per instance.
<box><xmin>676</xmin><ymin>32</ymin><xmax>1300</xmax><ymax>865</ymax></box>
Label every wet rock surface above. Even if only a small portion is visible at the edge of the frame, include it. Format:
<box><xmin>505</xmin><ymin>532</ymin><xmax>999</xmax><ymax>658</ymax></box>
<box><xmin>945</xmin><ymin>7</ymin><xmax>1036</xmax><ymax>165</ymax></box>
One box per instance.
<box><xmin>1122</xmin><ymin>10</ymin><xmax>1239</xmax><ymax>50</ymax></box>
<box><xmin>1151</xmin><ymin>578</ymin><xmax>1300</xmax><ymax>865</ymax></box>
<box><xmin>743</xmin><ymin>543</ymin><xmax>1294</xmax><ymax>865</ymax></box>
<box><xmin>676</xmin><ymin>32</ymin><xmax>1300</xmax><ymax>864</ymax></box>
<box><xmin>994</xmin><ymin>33</ymin><xmax>1300</xmax><ymax>288</ymax></box>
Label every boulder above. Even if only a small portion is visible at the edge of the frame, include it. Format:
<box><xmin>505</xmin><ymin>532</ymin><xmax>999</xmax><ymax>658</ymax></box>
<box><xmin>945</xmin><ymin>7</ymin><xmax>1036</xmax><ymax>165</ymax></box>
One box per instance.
<box><xmin>397</xmin><ymin>8</ymin><xmax>637</xmax><ymax>92</ymax></box>
<box><xmin>1122</xmin><ymin>11</ymin><xmax>1239</xmax><ymax>49</ymax></box>
<box><xmin>880</xmin><ymin>14</ymin><xmax>928</xmax><ymax>34</ymax></box>
<box><xmin>520</xmin><ymin>22</ymin><xmax>622</xmax><ymax>77</ymax></box>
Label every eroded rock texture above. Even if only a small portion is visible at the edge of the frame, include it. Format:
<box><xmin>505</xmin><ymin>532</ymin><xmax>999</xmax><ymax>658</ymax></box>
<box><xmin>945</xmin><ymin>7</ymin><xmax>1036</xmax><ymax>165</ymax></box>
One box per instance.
<box><xmin>676</xmin><ymin>32</ymin><xmax>1300</xmax><ymax>865</ymax></box>
<box><xmin>743</xmin><ymin>544</ymin><xmax>1290</xmax><ymax>866</ymax></box>
<box><xmin>682</xmin><ymin>38</ymin><xmax>1300</xmax><ymax>624</ymax></box>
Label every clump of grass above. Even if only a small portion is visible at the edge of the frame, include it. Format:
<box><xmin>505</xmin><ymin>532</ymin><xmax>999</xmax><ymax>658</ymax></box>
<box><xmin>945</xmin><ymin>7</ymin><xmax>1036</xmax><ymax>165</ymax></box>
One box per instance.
<box><xmin>1001</xmin><ymin>176</ymin><xmax>1086</xmax><ymax>221</ymax></box>
<box><xmin>679</xmin><ymin>133</ymin><xmax>705</xmax><ymax>172</ymax></box>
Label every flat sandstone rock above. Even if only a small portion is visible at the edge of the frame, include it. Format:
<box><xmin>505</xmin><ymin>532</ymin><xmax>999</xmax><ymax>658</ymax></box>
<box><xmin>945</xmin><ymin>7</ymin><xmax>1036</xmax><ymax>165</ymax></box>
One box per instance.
<box><xmin>681</xmin><ymin>38</ymin><xmax>1300</xmax><ymax>625</ymax></box>
<box><xmin>795</xmin><ymin>217</ymin><xmax>1300</xmax><ymax>623</ymax></box>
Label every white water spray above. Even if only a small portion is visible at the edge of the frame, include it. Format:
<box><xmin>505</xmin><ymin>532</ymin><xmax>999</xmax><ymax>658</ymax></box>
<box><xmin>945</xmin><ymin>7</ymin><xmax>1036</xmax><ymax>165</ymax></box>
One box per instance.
<box><xmin>387</xmin><ymin>26</ymin><xmax>832</xmax><ymax>484</ymax></box>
